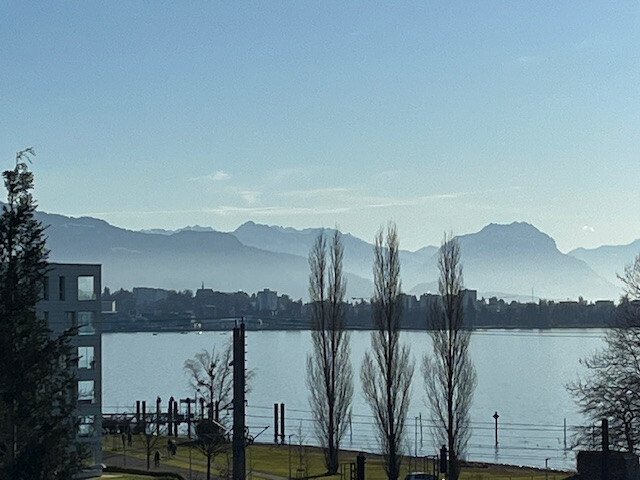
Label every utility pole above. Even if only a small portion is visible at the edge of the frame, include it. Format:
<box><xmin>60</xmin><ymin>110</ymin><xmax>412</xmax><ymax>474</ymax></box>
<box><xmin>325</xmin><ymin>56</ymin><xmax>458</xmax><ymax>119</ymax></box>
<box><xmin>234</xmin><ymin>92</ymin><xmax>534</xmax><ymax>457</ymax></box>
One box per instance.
<box><xmin>274</xmin><ymin>403</ymin><xmax>279</xmax><ymax>444</ymax></box>
<box><xmin>233</xmin><ymin>322</ymin><xmax>246</xmax><ymax>480</ymax></box>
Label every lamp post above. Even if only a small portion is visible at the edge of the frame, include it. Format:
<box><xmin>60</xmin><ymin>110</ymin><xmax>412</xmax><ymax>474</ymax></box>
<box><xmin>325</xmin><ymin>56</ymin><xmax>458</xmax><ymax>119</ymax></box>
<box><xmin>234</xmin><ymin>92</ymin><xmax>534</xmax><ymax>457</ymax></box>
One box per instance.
<box><xmin>545</xmin><ymin>458</ymin><xmax>550</xmax><ymax>480</ymax></box>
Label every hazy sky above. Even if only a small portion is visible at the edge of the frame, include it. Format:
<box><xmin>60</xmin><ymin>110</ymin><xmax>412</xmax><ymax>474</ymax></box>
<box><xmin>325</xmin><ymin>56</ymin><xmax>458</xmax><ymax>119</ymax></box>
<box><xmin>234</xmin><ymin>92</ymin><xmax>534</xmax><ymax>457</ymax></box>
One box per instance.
<box><xmin>1</xmin><ymin>2</ymin><xmax>638</xmax><ymax>252</ymax></box>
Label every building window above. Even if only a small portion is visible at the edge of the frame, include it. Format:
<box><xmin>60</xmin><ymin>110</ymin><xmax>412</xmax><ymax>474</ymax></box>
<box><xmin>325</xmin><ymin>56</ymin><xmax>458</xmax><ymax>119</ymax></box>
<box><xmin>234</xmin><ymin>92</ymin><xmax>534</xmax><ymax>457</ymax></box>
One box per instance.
<box><xmin>77</xmin><ymin>276</ymin><xmax>96</xmax><ymax>301</ymax></box>
<box><xmin>59</xmin><ymin>276</ymin><xmax>66</xmax><ymax>301</ymax></box>
<box><xmin>78</xmin><ymin>346</ymin><xmax>95</xmax><ymax>370</ymax></box>
<box><xmin>65</xmin><ymin>311</ymin><xmax>76</xmax><ymax>329</ymax></box>
<box><xmin>77</xmin><ymin>312</ymin><xmax>96</xmax><ymax>335</ymax></box>
<box><xmin>78</xmin><ymin>415</ymin><xmax>95</xmax><ymax>437</ymax></box>
<box><xmin>78</xmin><ymin>380</ymin><xmax>95</xmax><ymax>404</ymax></box>
<box><xmin>43</xmin><ymin>276</ymin><xmax>49</xmax><ymax>301</ymax></box>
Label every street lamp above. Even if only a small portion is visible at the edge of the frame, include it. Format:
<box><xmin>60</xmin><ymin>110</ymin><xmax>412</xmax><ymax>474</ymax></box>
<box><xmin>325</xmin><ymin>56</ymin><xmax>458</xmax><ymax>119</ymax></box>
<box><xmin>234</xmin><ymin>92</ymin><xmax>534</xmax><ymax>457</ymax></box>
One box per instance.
<box><xmin>545</xmin><ymin>458</ymin><xmax>550</xmax><ymax>480</ymax></box>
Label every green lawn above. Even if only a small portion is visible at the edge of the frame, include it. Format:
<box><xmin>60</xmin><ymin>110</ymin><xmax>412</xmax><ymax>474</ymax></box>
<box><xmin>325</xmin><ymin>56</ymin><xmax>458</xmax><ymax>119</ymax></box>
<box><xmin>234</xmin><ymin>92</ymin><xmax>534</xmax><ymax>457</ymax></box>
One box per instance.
<box><xmin>103</xmin><ymin>434</ymin><xmax>572</xmax><ymax>480</ymax></box>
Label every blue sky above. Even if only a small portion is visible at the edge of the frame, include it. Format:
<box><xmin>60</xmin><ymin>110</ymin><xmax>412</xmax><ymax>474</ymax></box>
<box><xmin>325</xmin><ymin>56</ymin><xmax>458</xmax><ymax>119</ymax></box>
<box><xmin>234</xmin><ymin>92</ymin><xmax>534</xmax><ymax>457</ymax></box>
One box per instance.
<box><xmin>1</xmin><ymin>2</ymin><xmax>638</xmax><ymax>251</ymax></box>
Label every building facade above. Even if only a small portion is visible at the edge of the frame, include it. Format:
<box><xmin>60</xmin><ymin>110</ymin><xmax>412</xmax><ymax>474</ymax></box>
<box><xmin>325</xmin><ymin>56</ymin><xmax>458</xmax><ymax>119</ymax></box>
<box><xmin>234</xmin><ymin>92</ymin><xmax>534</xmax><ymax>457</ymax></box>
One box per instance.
<box><xmin>36</xmin><ymin>263</ymin><xmax>102</xmax><ymax>467</ymax></box>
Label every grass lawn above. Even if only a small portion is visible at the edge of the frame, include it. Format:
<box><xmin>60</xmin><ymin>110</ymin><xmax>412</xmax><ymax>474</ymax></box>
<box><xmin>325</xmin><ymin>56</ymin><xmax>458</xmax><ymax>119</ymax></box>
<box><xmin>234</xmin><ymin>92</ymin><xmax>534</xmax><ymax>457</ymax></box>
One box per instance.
<box><xmin>103</xmin><ymin>434</ymin><xmax>572</xmax><ymax>480</ymax></box>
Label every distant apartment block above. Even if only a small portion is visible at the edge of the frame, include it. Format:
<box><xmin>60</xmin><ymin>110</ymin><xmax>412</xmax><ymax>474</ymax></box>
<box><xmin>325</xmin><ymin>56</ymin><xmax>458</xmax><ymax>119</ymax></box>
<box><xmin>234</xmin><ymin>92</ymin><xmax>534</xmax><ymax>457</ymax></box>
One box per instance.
<box><xmin>36</xmin><ymin>263</ymin><xmax>102</xmax><ymax>468</ymax></box>
<box><xmin>133</xmin><ymin>286</ymin><xmax>168</xmax><ymax>309</ymax></box>
<box><xmin>257</xmin><ymin>288</ymin><xmax>278</xmax><ymax>312</ymax></box>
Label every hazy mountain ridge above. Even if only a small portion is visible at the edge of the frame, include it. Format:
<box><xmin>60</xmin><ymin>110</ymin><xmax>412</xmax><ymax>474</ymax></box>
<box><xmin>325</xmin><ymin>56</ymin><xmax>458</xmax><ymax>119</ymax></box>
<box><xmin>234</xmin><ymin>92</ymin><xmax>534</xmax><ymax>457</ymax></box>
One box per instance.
<box><xmin>569</xmin><ymin>240</ymin><xmax>640</xmax><ymax>286</ymax></box>
<box><xmin>38</xmin><ymin>211</ymin><xmax>373</xmax><ymax>299</ymax></box>
<box><xmin>233</xmin><ymin>221</ymin><xmax>436</xmax><ymax>292</ymax></box>
<box><xmin>139</xmin><ymin>225</ymin><xmax>218</xmax><ymax>235</ymax></box>
<box><xmin>454</xmin><ymin>222</ymin><xmax>619</xmax><ymax>300</ymax></box>
<box><xmin>238</xmin><ymin>220</ymin><xmax>619</xmax><ymax>300</ymax></box>
<box><xmin>34</xmin><ymin>210</ymin><xmax>629</xmax><ymax>301</ymax></box>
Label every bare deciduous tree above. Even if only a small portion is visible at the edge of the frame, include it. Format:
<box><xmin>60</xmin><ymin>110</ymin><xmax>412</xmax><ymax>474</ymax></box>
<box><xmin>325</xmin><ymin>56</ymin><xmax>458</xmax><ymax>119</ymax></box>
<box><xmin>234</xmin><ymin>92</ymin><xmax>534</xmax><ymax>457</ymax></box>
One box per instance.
<box><xmin>361</xmin><ymin>223</ymin><xmax>414</xmax><ymax>480</ymax></box>
<box><xmin>620</xmin><ymin>254</ymin><xmax>640</xmax><ymax>301</ymax></box>
<box><xmin>567</xmin><ymin>327</ymin><xmax>640</xmax><ymax>452</ymax></box>
<box><xmin>306</xmin><ymin>230</ymin><xmax>353</xmax><ymax>474</ymax></box>
<box><xmin>184</xmin><ymin>342</ymin><xmax>233</xmax><ymax>424</ymax></box>
<box><xmin>423</xmin><ymin>233</ymin><xmax>476</xmax><ymax>480</ymax></box>
<box><xmin>195</xmin><ymin>419</ymin><xmax>230</xmax><ymax>480</ymax></box>
<box><xmin>567</xmin><ymin>253</ymin><xmax>640</xmax><ymax>452</ymax></box>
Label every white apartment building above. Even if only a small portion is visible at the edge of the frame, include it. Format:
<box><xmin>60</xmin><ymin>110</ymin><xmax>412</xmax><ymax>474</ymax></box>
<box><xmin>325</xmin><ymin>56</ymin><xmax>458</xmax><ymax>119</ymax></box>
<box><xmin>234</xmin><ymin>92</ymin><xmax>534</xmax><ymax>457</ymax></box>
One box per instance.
<box><xmin>36</xmin><ymin>263</ymin><xmax>102</xmax><ymax>468</ymax></box>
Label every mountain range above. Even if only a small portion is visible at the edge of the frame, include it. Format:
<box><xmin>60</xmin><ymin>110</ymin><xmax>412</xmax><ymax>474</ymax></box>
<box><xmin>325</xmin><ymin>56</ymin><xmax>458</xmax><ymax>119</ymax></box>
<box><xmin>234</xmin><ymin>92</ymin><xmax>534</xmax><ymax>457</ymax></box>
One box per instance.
<box><xmin>37</xmin><ymin>210</ymin><xmax>636</xmax><ymax>301</ymax></box>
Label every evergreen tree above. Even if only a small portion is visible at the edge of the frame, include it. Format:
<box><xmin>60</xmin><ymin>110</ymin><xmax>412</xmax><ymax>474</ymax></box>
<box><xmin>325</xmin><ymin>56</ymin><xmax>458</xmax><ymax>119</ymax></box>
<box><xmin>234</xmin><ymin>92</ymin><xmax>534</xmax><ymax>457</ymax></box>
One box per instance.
<box><xmin>0</xmin><ymin>149</ymin><xmax>85</xmax><ymax>479</ymax></box>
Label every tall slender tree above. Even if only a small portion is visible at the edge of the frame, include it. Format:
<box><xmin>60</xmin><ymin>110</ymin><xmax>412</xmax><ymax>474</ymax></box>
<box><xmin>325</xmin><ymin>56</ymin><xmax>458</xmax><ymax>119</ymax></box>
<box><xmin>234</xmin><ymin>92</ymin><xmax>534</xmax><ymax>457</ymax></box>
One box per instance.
<box><xmin>423</xmin><ymin>233</ymin><xmax>476</xmax><ymax>480</ymax></box>
<box><xmin>0</xmin><ymin>149</ymin><xmax>85</xmax><ymax>479</ymax></box>
<box><xmin>361</xmin><ymin>223</ymin><xmax>414</xmax><ymax>480</ymax></box>
<box><xmin>306</xmin><ymin>229</ymin><xmax>353</xmax><ymax>474</ymax></box>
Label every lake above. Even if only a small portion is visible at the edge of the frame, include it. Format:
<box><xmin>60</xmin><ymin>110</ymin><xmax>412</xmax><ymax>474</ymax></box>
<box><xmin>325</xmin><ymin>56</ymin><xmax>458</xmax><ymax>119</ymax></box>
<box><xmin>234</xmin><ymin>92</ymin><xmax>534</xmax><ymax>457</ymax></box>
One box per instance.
<box><xmin>102</xmin><ymin>329</ymin><xmax>605</xmax><ymax>470</ymax></box>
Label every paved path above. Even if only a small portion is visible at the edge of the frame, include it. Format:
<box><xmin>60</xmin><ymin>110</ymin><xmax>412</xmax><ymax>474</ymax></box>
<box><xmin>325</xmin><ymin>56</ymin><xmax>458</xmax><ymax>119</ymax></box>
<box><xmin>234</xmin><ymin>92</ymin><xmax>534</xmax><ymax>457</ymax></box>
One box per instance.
<box><xmin>103</xmin><ymin>450</ymin><xmax>195</xmax><ymax>479</ymax></box>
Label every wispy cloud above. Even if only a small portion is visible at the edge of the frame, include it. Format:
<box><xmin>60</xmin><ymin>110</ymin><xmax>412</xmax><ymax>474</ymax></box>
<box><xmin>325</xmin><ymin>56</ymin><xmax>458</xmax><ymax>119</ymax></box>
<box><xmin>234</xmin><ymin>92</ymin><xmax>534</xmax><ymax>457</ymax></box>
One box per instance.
<box><xmin>517</xmin><ymin>55</ymin><xmax>544</xmax><ymax>66</ymax></box>
<box><xmin>266</xmin><ymin>167</ymin><xmax>305</xmax><ymax>183</ymax></box>
<box><xmin>189</xmin><ymin>170</ymin><xmax>231</xmax><ymax>182</ymax></box>
<box><xmin>238</xmin><ymin>190</ymin><xmax>260</xmax><ymax>205</ymax></box>
<box><xmin>204</xmin><ymin>205</ymin><xmax>350</xmax><ymax>216</ymax></box>
<box><xmin>87</xmin><ymin>208</ymin><xmax>210</xmax><ymax>216</ymax></box>
<box><xmin>582</xmin><ymin>225</ymin><xmax>595</xmax><ymax>233</ymax></box>
<box><xmin>572</xmin><ymin>35</ymin><xmax>610</xmax><ymax>51</ymax></box>
<box><xmin>278</xmin><ymin>187</ymin><xmax>350</xmax><ymax>198</ymax></box>
<box><xmin>363</xmin><ymin>187</ymin><xmax>521</xmax><ymax>209</ymax></box>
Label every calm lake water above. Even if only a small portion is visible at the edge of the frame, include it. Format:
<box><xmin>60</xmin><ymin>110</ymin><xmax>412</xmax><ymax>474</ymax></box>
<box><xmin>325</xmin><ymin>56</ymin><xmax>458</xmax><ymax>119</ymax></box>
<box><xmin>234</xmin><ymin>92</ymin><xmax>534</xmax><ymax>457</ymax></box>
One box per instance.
<box><xmin>102</xmin><ymin>329</ymin><xmax>605</xmax><ymax>470</ymax></box>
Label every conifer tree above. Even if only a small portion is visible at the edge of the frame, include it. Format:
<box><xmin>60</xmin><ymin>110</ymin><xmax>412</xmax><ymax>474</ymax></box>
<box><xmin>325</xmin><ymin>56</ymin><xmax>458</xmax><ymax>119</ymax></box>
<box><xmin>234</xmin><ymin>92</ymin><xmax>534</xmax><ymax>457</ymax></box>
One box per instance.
<box><xmin>0</xmin><ymin>149</ymin><xmax>85</xmax><ymax>479</ymax></box>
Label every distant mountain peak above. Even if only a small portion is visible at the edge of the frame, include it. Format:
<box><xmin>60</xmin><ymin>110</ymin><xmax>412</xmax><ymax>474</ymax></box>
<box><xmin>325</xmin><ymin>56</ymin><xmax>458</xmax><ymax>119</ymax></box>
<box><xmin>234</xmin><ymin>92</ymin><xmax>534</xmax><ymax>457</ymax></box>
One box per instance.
<box><xmin>461</xmin><ymin>221</ymin><xmax>558</xmax><ymax>255</ymax></box>
<box><xmin>139</xmin><ymin>225</ymin><xmax>216</xmax><ymax>235</ymax></box>
<box><xmin>481</xmin><ymin>221</ymin><xmax>540</xmax><ymax>234</ymax></box>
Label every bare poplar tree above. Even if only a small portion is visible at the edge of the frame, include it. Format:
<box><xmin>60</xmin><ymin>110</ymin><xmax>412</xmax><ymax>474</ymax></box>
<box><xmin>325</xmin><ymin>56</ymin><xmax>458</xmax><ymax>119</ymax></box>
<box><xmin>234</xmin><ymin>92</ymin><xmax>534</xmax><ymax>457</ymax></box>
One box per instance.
<box><xmin>306</xmin><ymin>229</ymin><xmax>353</xmax><ymax>474</ymax></box>
<box><xmin>423</xmin><ymin>233</ymin><xmax>476</xmax><ymax>480</ymax></box>
<box><xmin>361</xmin><ymin>223</ymin><xmax>414</xmax><ymax>480</ymax></box>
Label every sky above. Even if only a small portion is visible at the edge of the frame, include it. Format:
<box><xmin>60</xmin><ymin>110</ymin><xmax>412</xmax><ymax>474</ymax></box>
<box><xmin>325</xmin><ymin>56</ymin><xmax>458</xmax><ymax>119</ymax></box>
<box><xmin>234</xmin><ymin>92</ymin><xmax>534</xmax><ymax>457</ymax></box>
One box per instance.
<box><xmin>1</xmin><ymin>2</ymin><xmax>639</xmax><ymax>252</ymax></box>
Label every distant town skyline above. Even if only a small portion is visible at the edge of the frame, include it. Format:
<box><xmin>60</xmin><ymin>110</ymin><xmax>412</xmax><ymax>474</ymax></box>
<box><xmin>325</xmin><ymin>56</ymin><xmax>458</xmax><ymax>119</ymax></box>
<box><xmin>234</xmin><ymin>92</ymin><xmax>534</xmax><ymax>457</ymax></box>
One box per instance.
<box><xmin>2</xmin><ymin>2</ymin><xmax>638</xmax><ymax>252</ymax></box>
